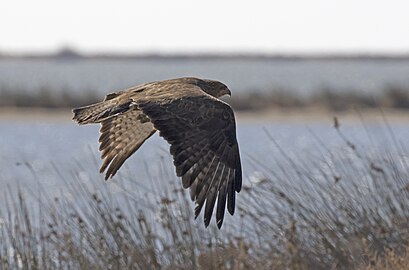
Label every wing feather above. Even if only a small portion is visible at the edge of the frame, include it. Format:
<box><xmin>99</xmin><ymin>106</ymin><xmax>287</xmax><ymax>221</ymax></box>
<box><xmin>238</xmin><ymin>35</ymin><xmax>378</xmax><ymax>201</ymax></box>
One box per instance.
<box><xmin>98</xmin><ymin>109</ymin><xmax>155</xmax><ymax>179</ymax></box>
<box><xmin>138</xmin><ymin>96</ymin><xmax>242</xmax><ymax>228</ymax></box>
<box><xmin>216</xmin><ymin>168</ymin><xmax>230</xmax><ymax>226</ymax></box>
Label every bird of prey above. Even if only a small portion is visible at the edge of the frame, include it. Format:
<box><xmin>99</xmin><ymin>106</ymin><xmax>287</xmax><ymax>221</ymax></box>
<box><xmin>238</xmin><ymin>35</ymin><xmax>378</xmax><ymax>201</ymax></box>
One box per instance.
<box><xmin>72</xmin><ymin>77</ymin><xmax>242</xmax><ymax>228</ymax></box>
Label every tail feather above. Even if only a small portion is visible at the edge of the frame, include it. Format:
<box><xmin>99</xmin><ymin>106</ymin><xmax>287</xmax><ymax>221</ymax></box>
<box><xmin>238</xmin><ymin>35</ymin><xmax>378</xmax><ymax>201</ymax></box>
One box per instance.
<box><xmin>72</xmin><ymin>100</ymin><xmax>132</xmax><ymax>125</ymax></box>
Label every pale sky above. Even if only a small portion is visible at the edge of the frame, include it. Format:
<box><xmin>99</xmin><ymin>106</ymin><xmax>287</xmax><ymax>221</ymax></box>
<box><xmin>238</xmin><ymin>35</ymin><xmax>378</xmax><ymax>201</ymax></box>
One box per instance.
<box><xmin>1</xmin><ymin>0</ymin><xmax>408</xmax><ymax>54</ymax></box>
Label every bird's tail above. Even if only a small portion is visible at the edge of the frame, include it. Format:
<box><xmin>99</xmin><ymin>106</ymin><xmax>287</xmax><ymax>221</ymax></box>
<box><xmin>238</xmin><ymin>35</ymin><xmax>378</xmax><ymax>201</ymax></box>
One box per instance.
<box><xmin>72</xmin><ymin>100</ymin><xmax>132</xmax><ymax>125</ymax></box>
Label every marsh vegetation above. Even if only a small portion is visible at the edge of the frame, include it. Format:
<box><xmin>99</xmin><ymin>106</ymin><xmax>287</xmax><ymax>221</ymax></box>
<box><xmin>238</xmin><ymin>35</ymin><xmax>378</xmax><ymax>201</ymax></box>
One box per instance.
<box><xmin>1</xmin><ymin>120</ymin><xmax>409</xmax><ymax>269</ymax></box>
<box><xmin>1</xmin><ymin>85</ymin><xmax>409</xmax><ymax>112</ymax></box>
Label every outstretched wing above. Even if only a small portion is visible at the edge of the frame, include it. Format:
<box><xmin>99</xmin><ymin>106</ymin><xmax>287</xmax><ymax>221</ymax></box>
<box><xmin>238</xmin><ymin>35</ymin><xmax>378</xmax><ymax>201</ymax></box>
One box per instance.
<box><xmin>99</xmin><ymin>109</ymin><xmax>156</xmax><ymax>179</ymax></box>
<box><xmin>138</xmin><ymin>96</ymin><xmax>242</xmax><ymax>228</ymax></box>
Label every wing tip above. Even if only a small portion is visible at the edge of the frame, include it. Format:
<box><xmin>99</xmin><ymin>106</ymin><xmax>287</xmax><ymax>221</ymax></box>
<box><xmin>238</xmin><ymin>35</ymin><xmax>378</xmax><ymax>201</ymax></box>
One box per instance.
<box><xmin>235</xmin><ymin>168</ymin><xmax>242</xmax><ymax>192</ymax></box>
<box><xmin>99</xmin><ymin>165</ymin><xmax>113</xmax><ymax>181</ymax></box>
<box><xmin>204</xmin><ymin>215</ymin><xmax>211</xmax><ymax>228</ymax></box>
<box><xmin>216</xmin><ymin>217</ymin><xmax>224</xmax><ymax>229</ymax></box>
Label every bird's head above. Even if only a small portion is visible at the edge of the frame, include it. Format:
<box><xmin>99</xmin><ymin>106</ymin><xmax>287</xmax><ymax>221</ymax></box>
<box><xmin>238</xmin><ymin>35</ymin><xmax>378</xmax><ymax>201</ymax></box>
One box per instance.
<box><xmin>197</xmin><ymin>79</ymin><xmax>231</xmax><ymax>98</ymax></box>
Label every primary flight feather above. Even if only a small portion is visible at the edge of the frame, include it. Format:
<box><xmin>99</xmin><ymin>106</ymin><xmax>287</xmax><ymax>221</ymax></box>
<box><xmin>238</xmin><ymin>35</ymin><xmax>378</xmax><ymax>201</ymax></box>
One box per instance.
<box><xmin>72</xmin><ymin>77</ymin><xmax>242</xmax><ymax>228</ymax></box>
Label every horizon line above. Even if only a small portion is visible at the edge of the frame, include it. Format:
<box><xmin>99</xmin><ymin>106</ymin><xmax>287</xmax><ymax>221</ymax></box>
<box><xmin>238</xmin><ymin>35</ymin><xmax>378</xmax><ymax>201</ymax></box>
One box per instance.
<box><xmin>1</xmin><ymin>47</ymin><xmax>409</xmax><ymax>60</ymax></box>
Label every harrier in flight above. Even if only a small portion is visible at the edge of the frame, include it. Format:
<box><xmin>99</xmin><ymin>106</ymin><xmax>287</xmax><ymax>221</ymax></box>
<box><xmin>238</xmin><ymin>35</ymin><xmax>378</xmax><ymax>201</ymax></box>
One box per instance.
<box><xmin>72</xmin><ymin>77</ymin><xmax>242</xmax><ymax>228</ymax></box>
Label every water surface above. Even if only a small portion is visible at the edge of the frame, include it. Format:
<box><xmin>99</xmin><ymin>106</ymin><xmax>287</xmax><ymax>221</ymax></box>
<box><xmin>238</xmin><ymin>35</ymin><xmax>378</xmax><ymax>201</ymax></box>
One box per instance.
<box><xmin>2</xmin><ymin>58</ymin><xmax>409</xmax><ymax>97</ymax></box>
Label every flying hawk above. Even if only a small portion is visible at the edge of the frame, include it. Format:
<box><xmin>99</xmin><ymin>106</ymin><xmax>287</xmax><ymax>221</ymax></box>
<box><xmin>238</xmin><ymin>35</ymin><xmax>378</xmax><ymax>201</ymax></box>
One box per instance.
<box><xmin>72</xmin><ymin>77</ymin><xmax>242</xmax><ymax>228</ymax></box>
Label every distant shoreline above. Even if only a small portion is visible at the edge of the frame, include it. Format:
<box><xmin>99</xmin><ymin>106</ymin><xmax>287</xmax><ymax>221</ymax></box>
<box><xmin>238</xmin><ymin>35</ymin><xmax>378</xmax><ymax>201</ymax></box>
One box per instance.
<box><xmin>2</xmin><ymin>86</ymin><xmax>409</xmax><ymax>113</ymax></box>
<box><xmin>1</xmin><ymin>107</ymin><xmax>408</xmax><ymax>124</ymax></box>
<box><xmin>2</xmin><ymin>48</ymin><xmax>409</xmax><ymax>61</ymax></box>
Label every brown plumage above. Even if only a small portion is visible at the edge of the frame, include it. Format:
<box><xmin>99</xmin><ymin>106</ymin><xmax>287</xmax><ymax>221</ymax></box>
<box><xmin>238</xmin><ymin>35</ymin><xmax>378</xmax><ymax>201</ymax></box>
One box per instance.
<box><xmin>72</xmin><ymin>77</ymin><xmax>242</xmax><ymax>228</ymax></box>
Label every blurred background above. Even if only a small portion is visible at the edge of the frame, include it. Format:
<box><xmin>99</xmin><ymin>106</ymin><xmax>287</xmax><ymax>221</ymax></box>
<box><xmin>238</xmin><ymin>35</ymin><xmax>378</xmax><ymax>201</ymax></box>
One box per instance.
<box><xmin>2</xmin><ymin>0</ymin><xmax>409</xmax><ymax>219</ymax></box>
<box><xmin>1</xmin><ymin>1</ymin><xmax>409</xmax><ymax>268</ymax></box>
<box><xmin>1</xmin><ymin>0</ymin><xmax>409</xmax><ymax>111</ymax></box>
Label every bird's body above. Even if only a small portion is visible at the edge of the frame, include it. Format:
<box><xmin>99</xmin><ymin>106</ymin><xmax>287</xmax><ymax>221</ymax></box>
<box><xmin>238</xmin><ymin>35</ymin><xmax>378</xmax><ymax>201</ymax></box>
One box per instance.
<box><xmin>73</xmin><ymin>77</ymin><xmax>242</xmax><ymax>228</ymax></box>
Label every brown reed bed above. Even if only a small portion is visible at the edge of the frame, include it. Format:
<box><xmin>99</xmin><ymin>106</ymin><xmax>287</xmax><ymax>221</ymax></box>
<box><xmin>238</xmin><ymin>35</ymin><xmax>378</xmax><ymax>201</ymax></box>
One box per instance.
<box><xmin>1</xmin><ymin>85</ymin><xmax>409</xmax><ymax>112</ymax></box>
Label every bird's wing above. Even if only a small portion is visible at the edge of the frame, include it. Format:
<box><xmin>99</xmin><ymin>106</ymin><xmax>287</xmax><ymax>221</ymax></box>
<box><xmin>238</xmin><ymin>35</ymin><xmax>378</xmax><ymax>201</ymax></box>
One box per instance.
<box><xmin>99</xmin><ymin>109</ymin><xmax>155</xmax><ymax>179</ymax></box>
<box><xmin>138</xmin><ymin>96</ymin><xmax>242</xmax><ymax>228</ymax></box>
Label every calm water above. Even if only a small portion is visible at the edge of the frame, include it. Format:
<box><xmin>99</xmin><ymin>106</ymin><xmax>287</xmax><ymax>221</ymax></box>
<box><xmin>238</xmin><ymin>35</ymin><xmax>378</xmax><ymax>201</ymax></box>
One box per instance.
<box><xmin>1</xmin><ymin>119</ymin><xmax>408</xmax><ymax>201</ymax></box>
<box><xmin>2</xmin><ymin>58</ymin><xmax>409</xmax><ymax>97</ymax></box>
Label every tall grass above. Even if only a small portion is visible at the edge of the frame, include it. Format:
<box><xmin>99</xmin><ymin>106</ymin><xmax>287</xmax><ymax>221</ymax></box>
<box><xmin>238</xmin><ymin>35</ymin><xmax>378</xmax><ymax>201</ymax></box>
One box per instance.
<box><xmin>1</xmin><ymin>120</ymin><xmax>409</xmax><ymax>269</ymax></box>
